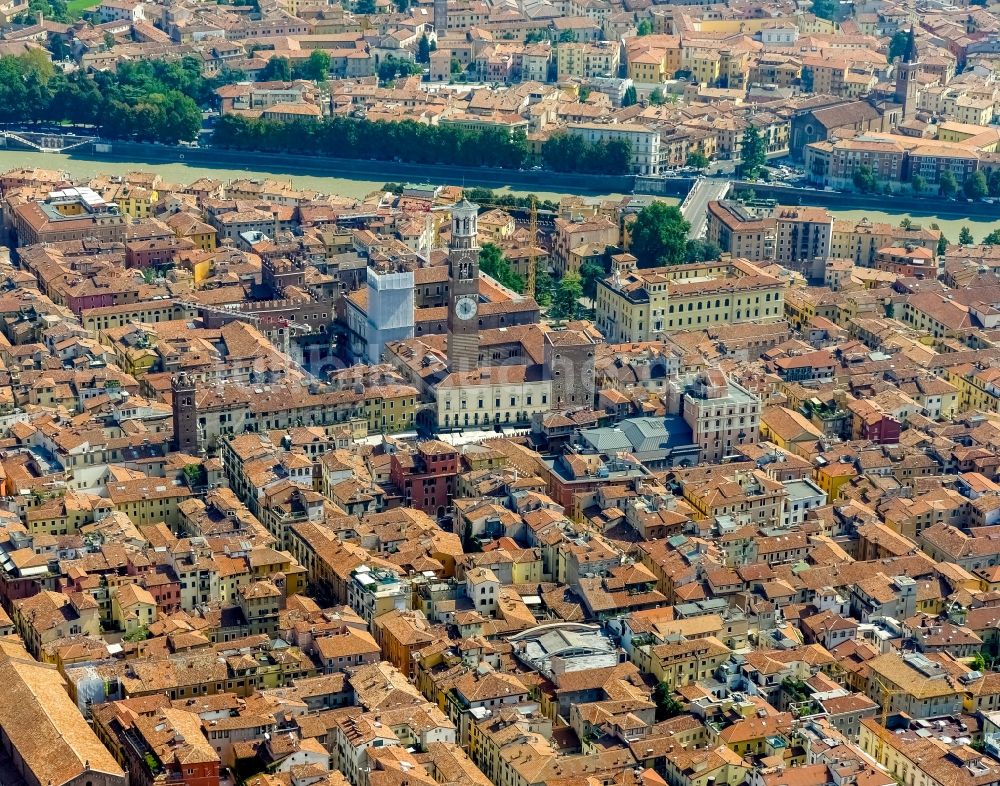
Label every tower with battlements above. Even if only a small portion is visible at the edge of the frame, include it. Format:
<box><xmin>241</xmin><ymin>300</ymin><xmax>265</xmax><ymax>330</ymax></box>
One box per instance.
<box><xmin>171</xmin><ymin>372</ymin><xmax>198</xmax><ymax>454</ymax></box>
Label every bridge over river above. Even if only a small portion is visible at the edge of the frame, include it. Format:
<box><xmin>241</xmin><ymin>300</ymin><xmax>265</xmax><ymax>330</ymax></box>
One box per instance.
<box><xmin>679</xmin><ymin>178</ymin><xmax>732</xmax><ymax>239</ymax></box>
<box><xmin>0</xmin><ymin>130</ymin><xmax>98</xmax><ymax>153</ymax></box>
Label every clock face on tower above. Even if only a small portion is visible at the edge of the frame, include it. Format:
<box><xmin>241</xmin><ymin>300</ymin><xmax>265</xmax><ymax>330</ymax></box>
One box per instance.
<box><xmin>455</xmin><ymin>295</ymin><xmax>478</xmax><ymax>321</ymax></box>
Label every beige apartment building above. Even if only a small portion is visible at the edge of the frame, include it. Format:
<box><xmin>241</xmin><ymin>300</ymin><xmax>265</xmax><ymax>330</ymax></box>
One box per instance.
<box><xmin>775</xmin><ymin>206</ymin><xmax>833</xmax><ymax>265</ymax></box>
<box><xmin>434</xmin><ymin>365</ymin><xmax>552</xmax><ymax>430</ymax></box>
<box><xmin>830</xmin><ymin>218</ymin><xmax>940</xmax><ymax>267</ymax></box>
<box><xmin>675</xmin><ymin>368</ymin><xmax>762</xmax><ymax>464</ymax></box>
<box><xmin>682</xmin><ymin>467</ymin><xmax>786</xmax><ymax>523</ymax></box>
<box><xmin>566</xmin><ymin>122</ymin><xmax>662</xmax><ymax>175</ymax></box>
<box><xmin>551</xmin><ymin>215</ymin><xmax>619</xmax><ymax>276</ymax></box>
<box><xmin>595</xmin><ymin>257</ymin><xmax>785</xmax><ymax>343</ymax></box>
<box><xmin>708</xmin><ymin>202</ymin><xmax>834</xmax><ymax>268</ymax></box>
<box><xmin>707</xmin><ymin>201</ymin><xmax>777</xmax><ymax>262</ymax></box>
<box><xmin>556</xmin><ymin>41</ymin><xmax>620</xmax><ymax>81</ymax></box>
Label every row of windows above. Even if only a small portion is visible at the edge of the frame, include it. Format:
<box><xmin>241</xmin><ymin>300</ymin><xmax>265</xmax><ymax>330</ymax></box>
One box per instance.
<box><xmin>445</xmin><ymin>393</ymin><xmax>546</xmax><ymax>410</ymax></box>
<box><xmin>651</xmin><ymin>306</ymin><xmax>775</xmax><ymax>330</ymax></box>
<box><xmin>444</xmin><ymin>411</ymin><xmax>525</xmax><ymax>426</ymax></box>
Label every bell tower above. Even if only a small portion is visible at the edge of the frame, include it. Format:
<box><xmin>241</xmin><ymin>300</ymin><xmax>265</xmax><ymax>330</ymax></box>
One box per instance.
<box><xmin>447</xmin><ymin>199</ymin><xmax>480</xmax><ymax>372</ymax></box>
<box><xmin>895</xmin><ymin>28</ymin><xmax>920</xmax><ymax>121</ymax></box>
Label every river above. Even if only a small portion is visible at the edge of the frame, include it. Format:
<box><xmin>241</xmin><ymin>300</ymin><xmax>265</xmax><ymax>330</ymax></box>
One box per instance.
<box><xmin>1</xmin><ymin>148</ymin><xmax>595</xmax><ymax>204</ymax></box>
<box><xmin>2</xmin><ymin>148</ymin><xmax>999</xmax><ymax>240</ymax></box>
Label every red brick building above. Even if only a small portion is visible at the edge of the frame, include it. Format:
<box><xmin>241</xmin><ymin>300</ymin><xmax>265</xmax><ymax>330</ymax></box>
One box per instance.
<box><xmin>125</xmin><ymin>237</ymin><xmax>196</xmax><ymax>269</ymax></box>
<box><xmin>849</xmin><ymin>399</ymin><xmax>901</xmax><ymax>444</ymax></box>
<box><xmin>388</xmin><ymin>440</ymin><xmax>459</xmax><ymax>517</ymax></box>
<box><xmin>873</xmin><ymin>246</ymin><xmax>936</xmax><ymax>279</ymax></box>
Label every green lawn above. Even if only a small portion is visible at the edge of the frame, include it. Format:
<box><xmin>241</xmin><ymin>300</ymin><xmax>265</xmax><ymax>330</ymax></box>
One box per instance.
<box><xmin>64</xmin><ymin>0</ymin><xmax>98</xmax><ymax>17</ymax></box>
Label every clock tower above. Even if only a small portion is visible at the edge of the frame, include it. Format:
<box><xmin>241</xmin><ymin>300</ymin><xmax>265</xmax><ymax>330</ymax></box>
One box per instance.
<box><xmin>447</xmin><ymin>199</ymin><xmax>480</xmax><ymax>372</ymax></box>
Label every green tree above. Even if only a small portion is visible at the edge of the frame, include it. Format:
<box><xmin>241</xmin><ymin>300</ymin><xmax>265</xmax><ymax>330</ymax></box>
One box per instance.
<box><xmin>622</xmin><ymin>85</ymin><xmax>637</xmax><ymax>107</ymax></box>
<box><xmin>637</xmin><ymin>19</ymin><xmax>652</xmax><ymax>35</ymax></box>
<box><xmin>541</xmin><ymin>131</ymin><xmax>631</xmax><ymax>175</ymax></box>
<box><xmin>463</xmin><ymin>187</ymin><xmax>558</xmax><ymax>212</ymax></box>
<box><xmin>551</xmin><ymin>272</ymin><xmax>583</xmax><ymax>320</ymax></box>
<box><xmin>0</xmin><ymin>53</ymin><xmax>215</xmax><ymax>142</ymax></box>
<box><xmin>939</xmin><ymin>169</ymin><xmax>958</xmax><ymax>197</ymax></box>
<box><xmin>601</xmin><ymin>138</ymin><xmax>632</xmax><ymax>173</ymax></box>
<box><xmin>685</xmin><ymin>238</ymin><xmax>721</xmax><ymax>262</ymax></box>
<box><xmin>50</xmin><ymin>35</ymin><xmax>67</xmax><ymax>60</ymax></box>
<box><xmin>479</xmin><ymin>242</ymin><xmax>505</xmax><ymax>276</ymax></box>
<box><xmin>888</xmin><ymin>30</ymin><xmax>910</xmax><ymax>61</ymax></box>
<box><xmin>462</xmin><ymin>521</ymin><xmax>481</xmax><ymax>552</ymax></box>
<box><xmin>123</xmin><ymin>625</ymin><xmax>151</xmax><ymax>642</ymax></box>
<box><xmin>653</xmin><ymin>683</ymin><xmax>684</xmax><ymax>721</ymax></box>
<box><xmin>900</xmin><ymin>217</ymin><xmax>912</xmax><ymax>229</ymax></box>
<box><xmin>985</xmin><ymin>230</ymin><xmax>1000</xmax><ymax>245</ymax></box>
<box><xmin>212</xmin><ymin>113</ymin><xmax>533</xmax><ymax>169</ymax></box>
<box><xmin>686</xmin><ymin>151</ymin><xmax>709</xmax><ymax>169</ymax></box>
<box><xmin>356</xmin><ymin>0</ymin><xmax>376</xmax><ymax>12</ymax></box>
<box><xmin>937</xmin><ymin>234</ymin><xmax>949</xmax><ymax>255</ymax></box>
<box><xmin>18</xmin><ymin>0</ymin><xmax>72</xmax><ymax>22</ymax></box>
<box><xmin>417</xmin><ymin>33</ymin><xmax>431</xmax><ymax>63</ymax></box>
<box><xmin>960</xmin><ymin>225</ymin><xmax>974</xmax><ymax>245</ymax></box>
<box><xmin>578</xmin><ymin>86</ymin><xmax>591</xmax><ymax>102</ymax></box>
<box><xmin>294</xmin><ymin>49</ymin><xmax>331</xmax><ymax>81</ymax></box>
<box><xmin>558</xmin><ymin>29</ymin><xmax>577</xmax><ymax>43</ymax></box>
<box><xmin>479</xmin><ymin>243</ymin><xmax>524</xmax><ymax>292</ymax></box>
<box><xmin>853</xmin><ymin>165</ymin><xmax>877</xmax><ymax>193</ymax></box>
<box><xmin>965</xmin><ymin>171</ymin><xmax>989</xmax><ymax>200</ymax></box>
<box><xmin>534</xmin><ymin>264</ymin><xmax>553</xmax><ymax>306</ymax></box>
<box><xmin>740</xmin><ymin>125</ymin><xmax>766</xmax><ymax>178</ymax></box>
<box><xmin>649</xmin><ymin>87</ymin><xmax>665</xmax><ymax>105</ymax></box>
<box><xmin>629</xmin><ymin>202</ymin><xmax>690</xmax><ymax>267</ymax></box>
<box><xmin>910</xmin><ymin>173</ymin><xmax>926</xmax><ymax>194</ymax></box>
<box><xmin>972</xmin><ymin>651</ymin><xmax>987</xmax><ymax>672</ymax></box>
<box><xmin>103</xmin><ymin>31</ymin><xmax>115</xmax><ymax>50</ymax></box>
<box><xmin>579</xmin><ymin>257</ymin><xmax>609</xmax><ymax>299</ymax></box>
<box><xmin>450</xmin><ymin>57</ymin><xmax>462</xmax><ymax>74</ymax></box>
<box><xmin>157</xmin><ymin>91</ymin><xmax>202</xmax><ymax>144</ymax></box>
<box><xmin>259</xmin><ymin>55</ymin><xmax>292</xmax><ymax>81</ymax></box>
<box><xmin>378</xmin><ymin>55</ymin><xmax>422</xmax><ymax>83</ymax></box>
<box><xmin>989</xmin><ymin>169</ymin><xmax>1000</xmax><ymax>198</ymax></box>
<box><xmin>781</xmin><ymin>676</ymin><xmax>810</xmax><ymax>703</ymax></box>
<box><xmin>811</xmin><ymin>0</ymin><xmax>838</xmax><ymax>20</ymax></box>
<box><xmin>182</xmin><ymin>463</ymin><xmax>206</xmax><ymax>488</ymax></box>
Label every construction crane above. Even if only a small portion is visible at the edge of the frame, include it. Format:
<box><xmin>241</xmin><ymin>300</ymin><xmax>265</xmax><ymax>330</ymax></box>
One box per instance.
<box><xmin>525</xmin><ymin>196</ymin><xmax>538</xmax><ymax>299</ymax></box>
<box><xmin>871</xmin><ymin>677</ymin><xmax>906</xmax><ymax>766</ymax></box>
